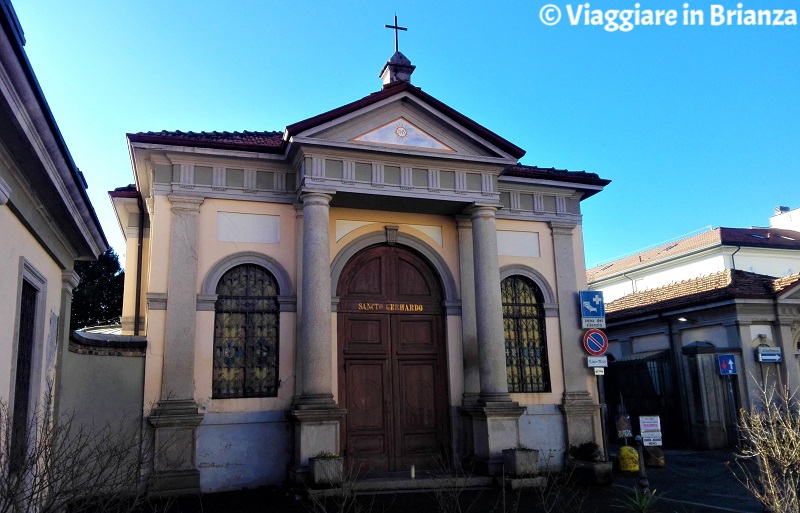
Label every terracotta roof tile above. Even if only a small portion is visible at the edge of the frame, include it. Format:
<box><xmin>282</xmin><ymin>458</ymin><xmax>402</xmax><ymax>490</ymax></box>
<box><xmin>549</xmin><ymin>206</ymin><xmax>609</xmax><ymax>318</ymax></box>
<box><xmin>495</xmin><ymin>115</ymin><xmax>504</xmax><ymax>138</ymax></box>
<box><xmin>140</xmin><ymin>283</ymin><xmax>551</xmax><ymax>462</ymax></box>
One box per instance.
<box><xmin>588</xmin><ymin>227</ymin><xmax>800</xmax><ymax>282</ymax></box>
<box><xmin>773</xmin><ymin>272</ymin><xmax>800</xmax><ymax>293</ymax></box>
<box><xmin>501</xmin><ymin>164</ymin><xmax>610</xmax><ymax>187</ymax></box>
<box><xmin>128</xmin><ymin>130</ymin><xmax>284</xmax><ymax>153</ymax></box>
<box><xmin>606</xmin><ymin>269</ymin><xmax>780</xmax><ymax>321</ymax></box>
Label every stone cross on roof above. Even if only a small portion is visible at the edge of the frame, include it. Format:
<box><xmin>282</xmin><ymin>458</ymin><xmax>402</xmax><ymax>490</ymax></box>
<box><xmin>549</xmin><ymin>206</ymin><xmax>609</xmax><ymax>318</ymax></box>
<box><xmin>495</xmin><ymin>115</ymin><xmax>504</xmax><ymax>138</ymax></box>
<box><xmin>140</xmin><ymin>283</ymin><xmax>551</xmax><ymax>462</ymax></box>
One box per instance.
<box><xmin>384</xmin><ymin>14</ymin><xmax>407</xmax><ymax>53</ymax></box>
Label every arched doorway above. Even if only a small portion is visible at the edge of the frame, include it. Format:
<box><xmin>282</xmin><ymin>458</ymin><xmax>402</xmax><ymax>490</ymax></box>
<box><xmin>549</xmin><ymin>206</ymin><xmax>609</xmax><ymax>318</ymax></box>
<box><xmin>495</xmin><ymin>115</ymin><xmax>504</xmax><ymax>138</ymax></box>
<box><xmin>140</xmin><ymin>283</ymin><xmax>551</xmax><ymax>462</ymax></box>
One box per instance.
<box><xmin>337</xmin><ymin>244</ymin><xmax>449</xmax><ymax>472</ymax></box>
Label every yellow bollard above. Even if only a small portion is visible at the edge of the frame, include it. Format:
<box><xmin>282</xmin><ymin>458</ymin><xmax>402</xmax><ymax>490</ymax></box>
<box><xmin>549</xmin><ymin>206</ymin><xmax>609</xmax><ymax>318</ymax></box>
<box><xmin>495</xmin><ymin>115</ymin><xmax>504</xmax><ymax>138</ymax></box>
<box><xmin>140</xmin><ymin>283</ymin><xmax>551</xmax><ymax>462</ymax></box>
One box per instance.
<box><xmin>618</xmin><ymin>445</ymin><xmax>640</xmax><ymax>472</ymax></box>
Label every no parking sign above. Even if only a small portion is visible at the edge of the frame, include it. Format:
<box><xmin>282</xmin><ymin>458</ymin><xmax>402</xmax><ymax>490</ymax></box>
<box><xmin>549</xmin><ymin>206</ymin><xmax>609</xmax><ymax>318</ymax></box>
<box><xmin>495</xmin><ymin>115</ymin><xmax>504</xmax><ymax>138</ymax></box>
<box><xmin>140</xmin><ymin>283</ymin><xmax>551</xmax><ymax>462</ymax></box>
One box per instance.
<box><xmin>583</xmin><ymin>328</ymin><xmax>608</xmax><ymax>356</ymax></box>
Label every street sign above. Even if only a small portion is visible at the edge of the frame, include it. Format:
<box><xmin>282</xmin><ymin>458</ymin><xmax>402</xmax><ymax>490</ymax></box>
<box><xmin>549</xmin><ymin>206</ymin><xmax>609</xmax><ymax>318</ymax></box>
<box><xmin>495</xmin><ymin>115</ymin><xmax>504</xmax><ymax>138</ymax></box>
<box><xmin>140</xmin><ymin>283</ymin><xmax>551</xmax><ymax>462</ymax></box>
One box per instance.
<box><xmin>717</xmin><ymin>354</ymin><xmax>738</xmax><ymax>375</ymax></box>
<box><xmin>642</xmin><ymin>433</ymin><xmax>663</xmax><ymax>447</ymax></box>
<box><xmin>594</xmin><ymin>367</ymin><xmax>605</xmax><ymax>375</ymax></box>
<box><xmin>757</xmin><ymin>346</ymin><xmax>783</xmax><ymax>363</ymax></box>
<box><xmin>587</xmin><ymin>356</ymin><xmax>608</xmax><ymax>368</ymax></box>
<box><xmin>580</xmin><ymin>290</ymin><xmax>606</xmax><ymax>329</ymax></box>
<box><xmin>639</xmin><ymin>415</ymin><xmax>663</xmax><ymax>447</ymax></box>
<box><xmin>583</xmin><ymin>329</ymin><xmax>609</xmax><ymax>356</ymax></box>
<box><xmin>639</xmin><ymin>416</ymin><xmax>661</xmax><ymax>432</ymax></box>
<box><xmin>616</xmin><ymin>415</ymin><xmax>632</xmax><ymax>438</ymax></box>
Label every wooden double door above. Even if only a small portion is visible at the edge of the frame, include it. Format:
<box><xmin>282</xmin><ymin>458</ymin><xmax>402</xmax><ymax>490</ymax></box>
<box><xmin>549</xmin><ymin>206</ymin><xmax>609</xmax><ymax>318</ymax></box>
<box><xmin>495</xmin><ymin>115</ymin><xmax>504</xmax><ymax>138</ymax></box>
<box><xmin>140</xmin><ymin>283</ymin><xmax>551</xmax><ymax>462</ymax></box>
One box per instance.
<box><xmin>337</xmin><ymin>245</ymin><xmax>449</xmax><ymax>472</ymax></box>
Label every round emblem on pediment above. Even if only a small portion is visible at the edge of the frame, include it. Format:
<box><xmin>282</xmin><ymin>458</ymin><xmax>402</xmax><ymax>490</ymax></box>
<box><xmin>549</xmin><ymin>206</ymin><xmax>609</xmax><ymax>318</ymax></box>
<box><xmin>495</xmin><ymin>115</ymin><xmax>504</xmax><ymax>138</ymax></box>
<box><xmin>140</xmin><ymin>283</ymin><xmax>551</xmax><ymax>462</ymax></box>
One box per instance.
<box><xmin>394</xmin><ymin>125</ymin><xmax>408</xmax><ymax>139</ymax></box>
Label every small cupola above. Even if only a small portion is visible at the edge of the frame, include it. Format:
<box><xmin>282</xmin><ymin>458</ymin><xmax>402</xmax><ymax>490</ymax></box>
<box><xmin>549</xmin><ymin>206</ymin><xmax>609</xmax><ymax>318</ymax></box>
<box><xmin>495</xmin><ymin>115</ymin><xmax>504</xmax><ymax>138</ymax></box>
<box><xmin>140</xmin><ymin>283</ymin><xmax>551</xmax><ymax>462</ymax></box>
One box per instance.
<box><xmin>380</xmin><ymin>51</ymin><xmax>416</xmax><ymax>85</ymax></box>
<box><xmin>380</xmin><ymin>15</ymin><xmax>415</xmax><ymax>86</ymax></box>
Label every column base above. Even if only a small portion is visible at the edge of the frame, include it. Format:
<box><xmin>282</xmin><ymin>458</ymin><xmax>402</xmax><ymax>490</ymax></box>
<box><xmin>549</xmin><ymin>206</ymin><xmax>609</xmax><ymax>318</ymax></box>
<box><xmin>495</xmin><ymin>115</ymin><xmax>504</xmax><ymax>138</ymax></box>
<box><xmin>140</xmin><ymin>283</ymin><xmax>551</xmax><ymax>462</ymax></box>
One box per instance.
<box><xmin>291</xmin><ymin>393</ymin><xmax>338</xmax><ymax>410</ymax></box>
<box><xmin>463</xmin><ymin>401</ymin><xmax>526</xmax><ymax>476</ymax></box>
<box><xmin>287</xmin><ymin>406</ymin><xmax>347</xmax><ymax>479</ymax></box>
<box><xmin>148</xmin><ymin>399</ymin><xmax>204</xmax><ymax>496</ymax></box>
<box><xmin>148</xmin><ymin>469</ymin><xmax>201</xmax><ymax>497</ymax></box>
<box><xmin>560</xmin><ymin>391</ymin><xmax>604</xmax><ymax>452</ymax></box>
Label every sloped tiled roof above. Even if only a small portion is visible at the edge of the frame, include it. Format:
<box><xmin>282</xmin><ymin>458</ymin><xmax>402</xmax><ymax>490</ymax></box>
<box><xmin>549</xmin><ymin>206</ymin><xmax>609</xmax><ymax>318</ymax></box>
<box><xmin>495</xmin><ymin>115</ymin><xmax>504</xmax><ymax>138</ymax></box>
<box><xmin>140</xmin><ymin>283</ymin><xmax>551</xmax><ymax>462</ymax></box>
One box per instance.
<box><xmin>128</xmin><ymin>130</ymin><xmax>284</xmax><ymax>153</ymax></box>
<box><xmin>606</xmin><ymin>269</ymin><xmax>800</xmax><ymax>321</ymax></box>
<box><xmin>774</xmin><ymin>272</ymin><xmax>800</xmax><ymax>293</ymax></box>
<box><xmin>587</xmin><ymin>227</ymin><xmax>800</xmax><ymax>283</ymax></box>
<box><xmin>501</xmin><ymin>164</ymin><xmax>610</xmax><ymax>186</ymax></box>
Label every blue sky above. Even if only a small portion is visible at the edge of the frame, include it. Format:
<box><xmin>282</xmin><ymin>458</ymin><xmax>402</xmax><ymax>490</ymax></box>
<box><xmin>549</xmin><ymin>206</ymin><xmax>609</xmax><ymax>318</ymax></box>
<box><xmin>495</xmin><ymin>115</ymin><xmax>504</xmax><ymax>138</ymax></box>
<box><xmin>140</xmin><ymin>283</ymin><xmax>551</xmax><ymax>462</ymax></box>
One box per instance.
<box><xmin>13</xmin><ymin>1</ymin><xmax>799</xmax><ymax>268</ymax></box>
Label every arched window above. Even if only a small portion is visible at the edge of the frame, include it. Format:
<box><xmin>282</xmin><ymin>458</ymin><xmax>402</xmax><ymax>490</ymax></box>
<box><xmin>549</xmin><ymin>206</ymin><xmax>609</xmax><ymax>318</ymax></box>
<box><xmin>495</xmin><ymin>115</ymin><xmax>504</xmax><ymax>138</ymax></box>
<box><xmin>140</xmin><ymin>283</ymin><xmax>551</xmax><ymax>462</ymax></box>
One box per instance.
<box><xmin>213</xmin><ymin>264</ymin><xmax>279</xmax><ymax>398</ymax></box>
<box><xmin>501</xmin><ymin>275</ymin><xmax>551</xmax><ymax>393</ymax></box>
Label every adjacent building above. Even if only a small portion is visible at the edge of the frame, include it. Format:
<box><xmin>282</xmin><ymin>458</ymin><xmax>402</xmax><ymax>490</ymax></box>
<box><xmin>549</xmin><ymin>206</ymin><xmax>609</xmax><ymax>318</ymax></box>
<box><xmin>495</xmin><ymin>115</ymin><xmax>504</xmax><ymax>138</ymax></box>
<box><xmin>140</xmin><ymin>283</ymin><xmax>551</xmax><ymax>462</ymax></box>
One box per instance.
<box><xmin>588</xmin><ymin>207</ymin><xmax>800</xmax><ymax>449</ymax></box>
<box><xmin>0</xmin><ymin>0</ymin><xmax>107</xmax><ymax>463</ymax></box>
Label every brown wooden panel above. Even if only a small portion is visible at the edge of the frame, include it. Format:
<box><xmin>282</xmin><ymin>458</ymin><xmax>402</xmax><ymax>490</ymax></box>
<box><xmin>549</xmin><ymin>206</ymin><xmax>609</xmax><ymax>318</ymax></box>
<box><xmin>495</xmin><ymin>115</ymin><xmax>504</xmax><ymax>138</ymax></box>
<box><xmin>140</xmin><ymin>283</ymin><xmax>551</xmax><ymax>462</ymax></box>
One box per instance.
<box><xmin>396</xmin><ymin>256</ymin><xmax>432</xmax><ymax>297</ymax></box>
<box><xmin>344</xmin><ymin>361</ymin><xmax>390</xmax><ymax>471</ymax></box>
<box><xmin>394</xmin><ymin>316</ymin><xmax>438</xmax><ymax>353</ymax></box>
<box><xmin>342</xmin><ymin>314</ymin><xmax>388</xmax><ymax>354</ymax></box>
<box><xmin>345</xmin><ymin>255</ymin><xmax>384</xmax><ymax>296</ymax></box>
<box><xmin>397</xmin><ymin>361</ymin><xmax>438</xmax><ymax>430</ymax></box>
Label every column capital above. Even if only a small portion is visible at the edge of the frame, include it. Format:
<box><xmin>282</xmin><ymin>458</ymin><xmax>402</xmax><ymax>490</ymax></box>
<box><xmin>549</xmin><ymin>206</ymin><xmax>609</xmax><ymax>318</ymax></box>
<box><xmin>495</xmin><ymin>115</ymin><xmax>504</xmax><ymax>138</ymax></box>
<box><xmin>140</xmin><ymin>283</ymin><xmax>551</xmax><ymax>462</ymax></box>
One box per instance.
<box><xmin>167</xmin><ymin>194</ymin><xmax>204</xmax><ymax>213</ymax></box>
<box><xmin>298</xmin><ymin>188</ymin><xmax>335</xmax><ymax>206</ymax></box>
<box><xmin>61</xmin><ymin>269</ymin><xmax>80</xmax><ymax>294</ymax></box>
<box><xmin>466</xmin><ymin>203</ymin><xmax>501</xmax><ymax>220</ymax></box>
<box><xmin>549</xmin><ymin>220</ymin><xmax>577</xmax><ymax>235</ymax></box>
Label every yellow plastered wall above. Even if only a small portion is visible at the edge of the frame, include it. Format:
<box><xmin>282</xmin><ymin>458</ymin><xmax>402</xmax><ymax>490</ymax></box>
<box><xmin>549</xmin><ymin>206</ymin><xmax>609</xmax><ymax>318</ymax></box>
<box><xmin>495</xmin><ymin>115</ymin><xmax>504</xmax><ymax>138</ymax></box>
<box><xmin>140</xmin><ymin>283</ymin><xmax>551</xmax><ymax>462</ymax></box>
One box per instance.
<box><xmin>0</xmin><ymin>209</ymin><xmax>64</xmax><ymax>406</ymax></box>
<box><xmin>194</xmin><ymin>199</ymin><xmax>297</xmax><ymax>413</ymax></box>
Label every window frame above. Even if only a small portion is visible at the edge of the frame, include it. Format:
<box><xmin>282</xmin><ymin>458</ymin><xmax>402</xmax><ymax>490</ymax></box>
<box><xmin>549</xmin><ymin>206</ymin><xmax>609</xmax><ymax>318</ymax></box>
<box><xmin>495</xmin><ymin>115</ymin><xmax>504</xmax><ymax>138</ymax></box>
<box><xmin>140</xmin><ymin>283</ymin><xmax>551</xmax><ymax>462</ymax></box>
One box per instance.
<box><xmin>501</xmin><ymin>274</ymin><xmax>552</xmax><ymax>393</ymax></box>
<box><xmin>212</xmin><ymin>263</ymin><xmax>280</xmax><ymax>399</ymax></box>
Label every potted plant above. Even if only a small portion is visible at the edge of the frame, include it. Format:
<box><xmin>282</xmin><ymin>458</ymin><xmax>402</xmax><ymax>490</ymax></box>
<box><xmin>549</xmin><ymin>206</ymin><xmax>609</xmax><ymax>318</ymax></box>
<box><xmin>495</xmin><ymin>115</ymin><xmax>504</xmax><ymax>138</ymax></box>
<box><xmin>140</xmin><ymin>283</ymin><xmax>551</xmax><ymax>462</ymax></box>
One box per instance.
<box><xmin>310</xmin><ymin>451</ymin><xmax>344</xmax><ymax>486</ymax></box>
<box><xmin>503</xmin><ymin>444</ymin><xmax>540</xmax><ymax>477</ymax></box>
<box><xmin>566</xmin><ymin>442</ymin><xmax>612</xmax><ymax>485</ymax></box>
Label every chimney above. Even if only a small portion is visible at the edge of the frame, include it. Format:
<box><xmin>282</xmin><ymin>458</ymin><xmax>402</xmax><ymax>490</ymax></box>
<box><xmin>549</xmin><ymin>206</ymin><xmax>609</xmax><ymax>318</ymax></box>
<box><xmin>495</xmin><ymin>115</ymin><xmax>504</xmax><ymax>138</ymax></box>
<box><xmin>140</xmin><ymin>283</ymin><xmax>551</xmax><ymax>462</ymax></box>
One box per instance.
<box><xmin>380</xmin><ymin>51</ymin><xmax>415</xmax><ymax>86</ymax></box>
<box><xmin>775</xmin><ymin>205</ymin><xmax>790</xmax><ymax>215</ymax></box>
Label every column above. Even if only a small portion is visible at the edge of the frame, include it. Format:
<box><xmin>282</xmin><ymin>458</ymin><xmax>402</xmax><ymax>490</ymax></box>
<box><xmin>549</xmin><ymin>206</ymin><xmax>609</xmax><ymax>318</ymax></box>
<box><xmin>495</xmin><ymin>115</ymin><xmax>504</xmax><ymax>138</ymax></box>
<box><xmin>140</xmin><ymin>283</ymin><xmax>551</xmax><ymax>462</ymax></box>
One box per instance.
<box><xmin>470</xmin><ymin>205</ymin><xmax>512</xmax><ymax>402</ymax></box>
<box><xmin>148</xmin><ymin>193</ymin><xmax>204</xmax><ymax>496</ymax></box>
<box><xmin>296</xmin><ymin>190</ymin><xmax>336</xmax><ymax>406</ymax></box>
<box><xmin>550</xmin><ymin>221</ymin><xmax>603</xmax><ymax>451</ymax></box>
<box><xmin>464</xmin><ymin>204</ymin><xmax>524</xmax><ymax>475</ymax></box>
<box><xmin>288</xmin><ymin>189</ymin><xmax>345</xmax><ymax>481</ymax></box>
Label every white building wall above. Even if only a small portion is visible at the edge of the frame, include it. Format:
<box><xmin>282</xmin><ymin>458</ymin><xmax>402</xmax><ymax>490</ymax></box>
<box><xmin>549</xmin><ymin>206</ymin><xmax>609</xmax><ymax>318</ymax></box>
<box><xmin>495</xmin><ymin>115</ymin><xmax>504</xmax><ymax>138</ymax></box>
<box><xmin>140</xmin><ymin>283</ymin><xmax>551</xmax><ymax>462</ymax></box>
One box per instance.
<box><xmin>733</xmin><ymin>248</ymin><xmax>800</xmax><ymax>278</ymax></box>
<box><xmin>771</xmin><ymin>207</ymin><xmax>800</xmax><ymax>231</ymax></box>
<box><xmin>595</xmin><ymin>254</ymin><xmax>726</xmax><ymax>302</ymax></box>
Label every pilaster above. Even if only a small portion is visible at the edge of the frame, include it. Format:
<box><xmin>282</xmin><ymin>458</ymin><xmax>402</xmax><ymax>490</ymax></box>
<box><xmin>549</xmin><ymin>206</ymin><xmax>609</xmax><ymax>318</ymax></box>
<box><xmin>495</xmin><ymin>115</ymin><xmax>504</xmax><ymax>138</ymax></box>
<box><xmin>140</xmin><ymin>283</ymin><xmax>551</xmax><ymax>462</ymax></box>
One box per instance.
<box><xmin>52</xmin><ymin>269</ymin><xmax>79</xmax><ymax>416</ymax></box>
<box><xmin>550</xmin><ymin>221</ymin><xmax>603</xmax><ymax>450</ymax></box>
<box><xmin>149</xmin><ymin>193</ymin><xmax>204</xmax><ymax>496</ymax></box>
<box><xmin>456</xmin><ymin>215</ymin><xmax>479</xmax><ymax>406</ymax></box>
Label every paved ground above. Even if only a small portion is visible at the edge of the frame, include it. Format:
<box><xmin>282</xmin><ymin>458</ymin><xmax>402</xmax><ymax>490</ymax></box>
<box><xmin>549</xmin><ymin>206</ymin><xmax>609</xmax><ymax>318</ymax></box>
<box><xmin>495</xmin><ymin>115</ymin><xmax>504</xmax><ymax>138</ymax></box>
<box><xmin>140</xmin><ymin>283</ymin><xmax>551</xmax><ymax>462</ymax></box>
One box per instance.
<box><xmin>160</xmin><ymin>448</ymin><xmax>765</xmax><ymax>512</ymax></box>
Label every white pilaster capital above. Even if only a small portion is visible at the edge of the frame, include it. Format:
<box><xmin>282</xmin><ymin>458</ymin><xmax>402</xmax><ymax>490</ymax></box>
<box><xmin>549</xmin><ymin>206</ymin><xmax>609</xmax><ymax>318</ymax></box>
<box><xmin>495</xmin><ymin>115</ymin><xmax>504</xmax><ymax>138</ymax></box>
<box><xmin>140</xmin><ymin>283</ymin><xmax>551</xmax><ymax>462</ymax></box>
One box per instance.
<box><xmin>0</xmin><ymin>176</ymin><xmax>10</xmax><ymax>205</ymax></box>
<box><xmin>61</xmin><ymin>269</ymin><xmax>80</xmax><ymax>294</ymax></box>
<box><xmin>549</xmin><ymin>220</ymin><xmax>577</xmax><ymax>236</ymax></box>
<box><xmin>167</xmin><ymin>194</ymin><xmax>204</xmax><ymax>213</ymax></box>
<box><xmin>455</xmin><ymin>215</ymin><xmax>472</xmax><ymax>230</ymax></box>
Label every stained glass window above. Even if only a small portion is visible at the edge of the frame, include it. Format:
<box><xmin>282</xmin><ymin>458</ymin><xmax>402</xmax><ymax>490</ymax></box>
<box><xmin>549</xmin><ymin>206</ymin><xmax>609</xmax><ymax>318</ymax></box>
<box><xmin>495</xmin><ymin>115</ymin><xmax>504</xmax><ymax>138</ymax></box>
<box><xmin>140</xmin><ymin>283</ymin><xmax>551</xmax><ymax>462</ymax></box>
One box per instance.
<box><xmin>501</xmin><ymin>275</ymin><xmax>551</xmax><ymax>393</ymax></box>
<box><xmin>213</xmin><ymin>264</ymin><xmax>279</xmax><ymax>398</ymax></box>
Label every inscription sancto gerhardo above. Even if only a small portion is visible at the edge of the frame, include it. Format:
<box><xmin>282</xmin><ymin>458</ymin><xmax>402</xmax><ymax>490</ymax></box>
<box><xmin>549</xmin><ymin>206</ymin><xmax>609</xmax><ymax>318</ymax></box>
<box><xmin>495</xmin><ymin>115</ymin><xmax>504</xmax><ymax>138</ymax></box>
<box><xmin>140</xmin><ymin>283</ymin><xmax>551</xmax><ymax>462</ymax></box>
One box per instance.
<box><xmin>357</xmin><ymin>302</ymin><xmax>424</xmax><ymax>312</ymax></box>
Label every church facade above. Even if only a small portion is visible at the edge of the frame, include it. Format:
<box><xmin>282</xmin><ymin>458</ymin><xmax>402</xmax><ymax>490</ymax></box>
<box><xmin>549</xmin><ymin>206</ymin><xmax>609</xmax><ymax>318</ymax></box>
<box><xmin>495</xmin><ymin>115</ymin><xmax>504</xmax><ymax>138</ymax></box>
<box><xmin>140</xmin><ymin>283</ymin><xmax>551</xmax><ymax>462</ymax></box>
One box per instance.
<box><xmin>110</xmin><ymin>53</ymin><xmax>610</xmax><ymax>493</ymax></box>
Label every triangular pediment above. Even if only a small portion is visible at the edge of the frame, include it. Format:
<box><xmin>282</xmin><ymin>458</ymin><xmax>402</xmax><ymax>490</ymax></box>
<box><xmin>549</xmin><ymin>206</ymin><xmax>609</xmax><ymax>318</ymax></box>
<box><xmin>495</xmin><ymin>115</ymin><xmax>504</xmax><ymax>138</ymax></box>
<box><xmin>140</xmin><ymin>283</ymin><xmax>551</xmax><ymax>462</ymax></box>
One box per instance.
<box><xmin>287</xmin><ymin>85</ymin><xmax>524</xmax><ymax>161</ymax></box>
<box><xmin>351</xmin><ymin>117</ymin><xmax>455</xmax><ymax>152</ymax></box>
